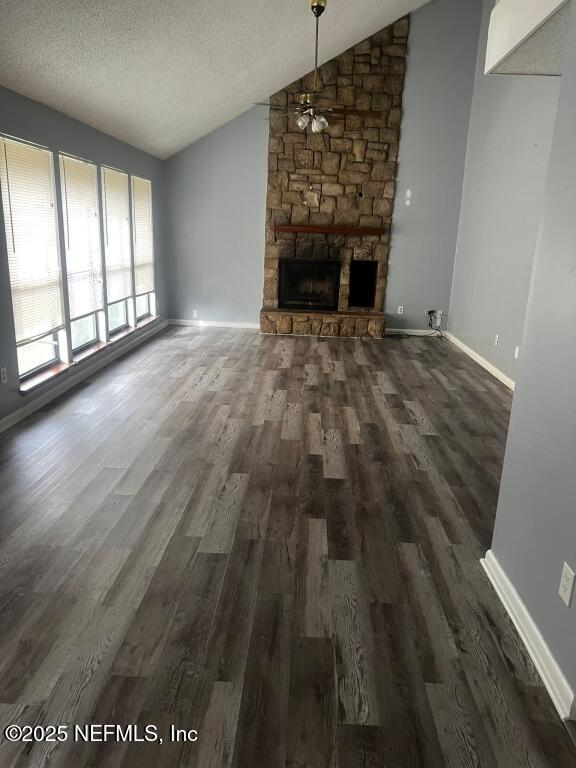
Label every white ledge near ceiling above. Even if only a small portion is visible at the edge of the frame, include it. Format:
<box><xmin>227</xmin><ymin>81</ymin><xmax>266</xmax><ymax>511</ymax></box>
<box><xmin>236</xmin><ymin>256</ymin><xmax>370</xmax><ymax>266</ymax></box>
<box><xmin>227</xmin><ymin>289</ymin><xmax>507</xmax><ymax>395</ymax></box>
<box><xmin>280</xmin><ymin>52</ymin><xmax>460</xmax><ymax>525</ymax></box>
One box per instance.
<box><xmin>485</xmin><ymin>0</ymin><xmax>571</xmax><ymax>76</ymax></box>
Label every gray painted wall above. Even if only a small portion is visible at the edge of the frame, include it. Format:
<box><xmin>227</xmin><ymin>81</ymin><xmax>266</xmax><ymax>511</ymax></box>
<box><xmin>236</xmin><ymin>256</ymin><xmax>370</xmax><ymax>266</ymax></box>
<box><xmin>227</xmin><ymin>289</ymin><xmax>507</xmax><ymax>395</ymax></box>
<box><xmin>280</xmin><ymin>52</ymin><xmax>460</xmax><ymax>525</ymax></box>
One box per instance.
<box><xmin>490</xmin><ymin>3</ymin><xmax>576</xmax><ymax>693</ymax></box>
<box><xmin>386</xmin><ymin>0</ymin><xmax>482</xmax><ymax>331</ymax></box>
<box><xmin>0</xmin><ymin>86</ymin><xmax>166</xmax><ymax>421</ymax></box>
<box><xmin>448</xmin><ymin>0</ymin><xmax>561</xmax><ymax>378</ymax></box>
<box><xmin>165</xmin><ymin>108</ymin><xmax>267</xmax><ymax>325</ymax></box>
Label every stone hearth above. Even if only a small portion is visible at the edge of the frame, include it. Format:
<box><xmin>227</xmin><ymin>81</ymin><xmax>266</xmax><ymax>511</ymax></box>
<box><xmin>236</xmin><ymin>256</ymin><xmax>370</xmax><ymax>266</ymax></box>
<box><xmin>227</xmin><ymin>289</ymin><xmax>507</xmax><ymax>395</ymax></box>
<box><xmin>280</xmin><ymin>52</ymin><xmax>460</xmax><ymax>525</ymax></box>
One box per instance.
<box><xmin>261</xmin><ymin>308</ymin><xmax>385</xmax><ymax>338</ymax></box>
<box><xmin>260</xmin><ymin>16</ymin><xmax>409</xmax><ymax>338</ymax></box>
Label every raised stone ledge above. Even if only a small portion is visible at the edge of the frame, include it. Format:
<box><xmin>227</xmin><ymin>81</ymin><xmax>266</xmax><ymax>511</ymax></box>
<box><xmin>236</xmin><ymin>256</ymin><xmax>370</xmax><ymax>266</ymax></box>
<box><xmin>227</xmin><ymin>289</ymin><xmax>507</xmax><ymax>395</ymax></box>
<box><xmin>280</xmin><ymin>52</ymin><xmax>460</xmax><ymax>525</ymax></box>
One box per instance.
<box><xmin>260</xmin><ymin>308</ymin><xmax>385</xmax><ymax>338</ymax></box>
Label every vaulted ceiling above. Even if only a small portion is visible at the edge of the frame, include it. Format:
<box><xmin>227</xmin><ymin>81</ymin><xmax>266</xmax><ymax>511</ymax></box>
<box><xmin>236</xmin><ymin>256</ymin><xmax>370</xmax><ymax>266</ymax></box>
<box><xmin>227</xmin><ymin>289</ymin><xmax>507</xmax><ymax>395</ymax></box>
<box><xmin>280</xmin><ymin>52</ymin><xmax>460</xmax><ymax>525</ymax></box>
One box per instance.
<box><xmin>0</xmin><ymin>0</ymin><xmax>429</xmax><ymax>158</ymax></box>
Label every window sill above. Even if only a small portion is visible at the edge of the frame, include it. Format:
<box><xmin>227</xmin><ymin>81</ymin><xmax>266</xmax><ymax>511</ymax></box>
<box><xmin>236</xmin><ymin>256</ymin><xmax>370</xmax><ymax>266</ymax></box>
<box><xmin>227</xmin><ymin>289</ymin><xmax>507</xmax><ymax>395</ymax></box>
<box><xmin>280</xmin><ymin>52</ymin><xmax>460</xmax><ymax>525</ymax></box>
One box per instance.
<box><xmin>74</xmin><ymin>340</ymin><xmax>108</xmax><ymax>363</ymax></box>
<box><xmin>20</xmin><ymin>361</ymin><xmax>76</xmax><ymax>394</ymax></box>
<box><xmin>19</xmin><ymin>316</ymin><xmax>160</xmax><ymax>395</ymax></box>
<box><xmin>108</xmin><ymin>326</ymin><xmax>132</xmax><ymax>342</ymax></box>
<box><xmin>137</xmin><ymin>314</ymin><xmax>157</xmax><ymax>329</ymax></box>
<box><xmin>109</xmin><ymin>315</ymin><xmax>157</xmax><ymax>342</ymax></box>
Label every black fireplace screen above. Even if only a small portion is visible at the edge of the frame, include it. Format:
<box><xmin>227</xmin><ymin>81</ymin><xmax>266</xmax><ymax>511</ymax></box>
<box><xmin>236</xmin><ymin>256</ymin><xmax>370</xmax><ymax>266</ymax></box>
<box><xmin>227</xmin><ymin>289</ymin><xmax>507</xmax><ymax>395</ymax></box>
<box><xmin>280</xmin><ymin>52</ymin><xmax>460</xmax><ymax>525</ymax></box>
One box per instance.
<box><xmin>278</xmin><ymin>259</ymin><xmax>340</xmax><ymax>311</ymax></box>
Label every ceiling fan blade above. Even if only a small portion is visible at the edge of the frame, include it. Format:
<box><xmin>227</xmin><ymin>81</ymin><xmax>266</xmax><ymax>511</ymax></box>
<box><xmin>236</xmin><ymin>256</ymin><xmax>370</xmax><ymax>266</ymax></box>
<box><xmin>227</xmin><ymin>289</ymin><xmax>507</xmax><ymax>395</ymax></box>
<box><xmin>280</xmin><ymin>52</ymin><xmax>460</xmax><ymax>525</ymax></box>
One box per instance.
<box><xmin>325</xmin><ymin>108</ymin><xmax>383</xmax><ymax>117</ymax></box>
<box><xmin>253</xmin><ymin>102</ymin><xmax>289</xmax><ymax>111</ymax></box>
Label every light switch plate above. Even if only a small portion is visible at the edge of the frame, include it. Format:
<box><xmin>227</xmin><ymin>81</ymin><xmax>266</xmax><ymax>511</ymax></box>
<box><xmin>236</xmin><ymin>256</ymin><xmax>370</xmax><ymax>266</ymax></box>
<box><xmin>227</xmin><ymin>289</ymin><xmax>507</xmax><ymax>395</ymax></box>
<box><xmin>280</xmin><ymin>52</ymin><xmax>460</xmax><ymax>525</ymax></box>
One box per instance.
<box><xmin>559</xmin><ymin>562</ymin><xmax>575</xmax><ymax>607</ymax></box>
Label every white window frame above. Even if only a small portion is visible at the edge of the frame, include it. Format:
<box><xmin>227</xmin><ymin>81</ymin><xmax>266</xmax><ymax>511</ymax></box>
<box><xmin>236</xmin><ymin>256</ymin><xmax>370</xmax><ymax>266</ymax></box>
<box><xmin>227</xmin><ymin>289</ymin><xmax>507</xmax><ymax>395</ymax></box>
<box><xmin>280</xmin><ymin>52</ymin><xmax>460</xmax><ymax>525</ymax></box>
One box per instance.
<box><xmin>0</xmin><ymin>134</ymin><xmax>71</xmax><ymax>378</ymax></box>
<box><xmin>107</xmin><ymin>298</ymin><xmax>130</xmax><ymax>336</ymax></box>
<box><xmin>0</xmin><ymin>134</ymin><xmax>158</xmax><ymax>386</ymax></box>
<box><xmin>70</xmin><ymin>310</ymin><xmax>100</xmax><ymax>353</ymax></box>
<box><xmin>18</xmin><ymin>331</ymin><xmax>60</xmax><ymax>381</ymax></box>
<box><xmin>135</xmin><ymin>291</ymin><xmax>156</xmax><ymax>322</ymax></box>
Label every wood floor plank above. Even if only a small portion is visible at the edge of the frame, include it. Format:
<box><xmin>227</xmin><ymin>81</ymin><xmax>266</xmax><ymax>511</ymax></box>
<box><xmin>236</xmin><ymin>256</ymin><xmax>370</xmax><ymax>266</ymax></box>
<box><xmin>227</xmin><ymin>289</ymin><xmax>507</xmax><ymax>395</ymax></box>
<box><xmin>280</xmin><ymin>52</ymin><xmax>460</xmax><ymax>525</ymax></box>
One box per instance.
<box><xmin>142</xmin><ymin>551</ymin><xmax>229</xmax><ymax>712</ymax></box>
<box><xmin>298</xmin><ymin>517</ymin><xmax>332</xmax><ymax>638</ymax></box>
<box><xmin>211</xmin><ymin>541</ymin><xmax>264</xmax><ymax>688</ymax></box>
<box><xmin>196</xmin><ymin>681</ymin><xmax>242</xmax><ymax>768</ymax></box>
<box><xmin>232</xmin><ymin>592</ymin><xmax>293</xmax><ymax>768</ymax></box>
<box><xmin>198</xmin><ymin>473</ymin><xmax>249</xmax><ymax>554</ymax></box>
<box><xmin>330</xmin><ymin>559</ymin><xmax>379</xmax><ymax>726</ymax></box>
<box><xmin>111</xmin><ymin>534</ymin><xmax>201</xmax><ymax>678</ymax></box>
<box><xmin>426</xmin><ymin>681</ymin><xmax>489</xmax><ymax>768</ymax></box>
<box><xmin>286</xmin><ymin>637</ymin><xmax>336</xmax><ymax>768</ymax></box>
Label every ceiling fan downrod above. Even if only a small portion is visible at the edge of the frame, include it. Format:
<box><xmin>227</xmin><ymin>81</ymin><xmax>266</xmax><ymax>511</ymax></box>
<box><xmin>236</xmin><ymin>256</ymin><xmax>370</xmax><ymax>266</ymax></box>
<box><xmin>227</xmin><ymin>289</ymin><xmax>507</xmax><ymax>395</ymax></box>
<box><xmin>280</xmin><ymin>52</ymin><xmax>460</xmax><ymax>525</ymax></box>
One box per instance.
<box><xmin>310</xmin><ymin>0</ymin><xmax>327</xmax><ymax>93</ymax></box>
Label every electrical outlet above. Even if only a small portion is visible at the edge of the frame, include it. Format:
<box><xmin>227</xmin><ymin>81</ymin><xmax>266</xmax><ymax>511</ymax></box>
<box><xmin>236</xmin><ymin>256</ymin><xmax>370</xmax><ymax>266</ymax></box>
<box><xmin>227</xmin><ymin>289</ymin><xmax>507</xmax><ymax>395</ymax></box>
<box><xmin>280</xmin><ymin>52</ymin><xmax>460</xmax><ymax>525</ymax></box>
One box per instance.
<box><xmin>397</xmin><ymin>305</ymin><xmax>404</xmax><ymax>315</ymax></box>
<box><xmin>0</xmin><ymin>367</ymin><xmax>7</xmax><ymax>385</ymax></box>
<box><xmin>494</xmin><ymin>334</ymin><xmax>500</xmax><ymax>347</ymax></box>
<box><xmin>514</xmin><ymin>346</ymin><xmax>520</xmax><ymax>359</ymax></box>
<box><xmin>192</xmin><ymin>309</ymin><xmax>198</xmax><ymax>320</ymax></box>
<box><xmin>559</xmin><ymin>562</ymin><xmax>575</xmax><ymax>607</ymax></box>
<box><xmin>405</xmin><ymin>189</ymin><xmax>412</xmax><ymax>207</ymax></box>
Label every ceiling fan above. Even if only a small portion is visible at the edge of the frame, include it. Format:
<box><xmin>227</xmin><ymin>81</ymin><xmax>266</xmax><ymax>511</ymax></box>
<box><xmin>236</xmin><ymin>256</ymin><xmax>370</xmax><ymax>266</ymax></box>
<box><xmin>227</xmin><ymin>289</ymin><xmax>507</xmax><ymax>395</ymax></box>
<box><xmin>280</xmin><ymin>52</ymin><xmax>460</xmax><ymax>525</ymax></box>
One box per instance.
<box><xmin>257</xmin><ymin>0</ymin><xmax>383</xmax><ymax>132</ymax></box>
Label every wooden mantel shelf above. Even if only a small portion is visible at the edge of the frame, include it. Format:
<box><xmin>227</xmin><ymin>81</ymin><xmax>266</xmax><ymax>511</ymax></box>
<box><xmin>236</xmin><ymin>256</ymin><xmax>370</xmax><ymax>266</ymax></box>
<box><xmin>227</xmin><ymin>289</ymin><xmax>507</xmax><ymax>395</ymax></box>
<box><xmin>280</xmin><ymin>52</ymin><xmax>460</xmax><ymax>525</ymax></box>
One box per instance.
<box><xmin>274</xmin><ymin>224</ymin><xmax>388</xmax><ymax>236</ymax></box>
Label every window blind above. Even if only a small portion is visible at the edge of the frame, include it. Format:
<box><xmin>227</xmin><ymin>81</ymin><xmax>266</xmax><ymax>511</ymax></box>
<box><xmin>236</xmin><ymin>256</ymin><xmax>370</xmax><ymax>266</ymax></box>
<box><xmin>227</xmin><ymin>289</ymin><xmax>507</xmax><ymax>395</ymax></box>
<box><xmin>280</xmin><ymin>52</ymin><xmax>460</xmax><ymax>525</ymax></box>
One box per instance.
<box><xmin>101</xmin><ymin>167</ymin><xmax>131</xmax><ymax>303</ymax></box>
<box><xmin>59</xmin><ymin>154</ymin><xmax>102</xmax><ymax>319</ymax></box>
<box><xmin>132</xmin><ymin>176</ymin><xmax>154</xmax><ymax>295</ymax></box>
<box><xmin>0</xmin><ymin>136</ymin><xmax>63</xmax><ymax>344</ymax></box>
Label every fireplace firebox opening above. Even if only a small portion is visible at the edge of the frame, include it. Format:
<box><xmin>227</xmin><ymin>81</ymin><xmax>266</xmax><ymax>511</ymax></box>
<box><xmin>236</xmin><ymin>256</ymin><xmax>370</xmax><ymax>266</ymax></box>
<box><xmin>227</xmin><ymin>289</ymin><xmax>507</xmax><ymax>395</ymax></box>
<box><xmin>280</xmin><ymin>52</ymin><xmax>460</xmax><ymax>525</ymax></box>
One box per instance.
<box><xmin>278</xmin><ymin>259</ymin><xmax>341</xmax><ymax>311</ymax></box>
<box><xmin>348</xmin><ymin>260</ymin><xmax>378</xmax><ymax>309</ymax></box>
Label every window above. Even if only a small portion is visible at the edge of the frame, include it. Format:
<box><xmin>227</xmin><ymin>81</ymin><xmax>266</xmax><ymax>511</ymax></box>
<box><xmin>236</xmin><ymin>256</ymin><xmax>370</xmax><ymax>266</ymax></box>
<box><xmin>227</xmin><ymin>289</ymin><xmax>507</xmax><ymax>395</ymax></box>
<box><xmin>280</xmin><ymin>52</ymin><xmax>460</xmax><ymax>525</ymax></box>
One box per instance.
<box><xmin>132</xmin><ymin>176</ymin><xmax>154</xmax><ymax>296</ymax></box>
<box><xmin>101</xmin><ymin>167</ymin><xmax>132</xmax><ymax>306</ymax></box>
<box><xmin>132</xmin><ymin>176</ymin><xmax>155</xmax><ymax>325</ymax></box>
<box><xmin>135</xmin><ymin>293</ymin><xmax>150</xmax><ymax>320</ymax></box>
<box><xmin>0</xmin><ymin>136</ymin><xmax>64</xmax><ymax>377</ymax></box>
<box><xmin>108</xmin><ymin>300</ymin><xmax>128</xmax><ymax>333</ymax></box>
<box><xmin>0</xmin><ymin>136</ymin><xmax>158</xmax><ymax>386</ymax></box>
<box><xmin>71</xmin><ymin>315</ymin><xmax>98</xmax><ymax>351</ymax></box>
<box><xmin>17</xmin><ymin>334</ymin><xmax>59</xmax><ymax>378</ymax></box>
<box><xmin>59</xmin><ymin>155</ymin><xmax>102</xmax><ymax>321</ymax></box>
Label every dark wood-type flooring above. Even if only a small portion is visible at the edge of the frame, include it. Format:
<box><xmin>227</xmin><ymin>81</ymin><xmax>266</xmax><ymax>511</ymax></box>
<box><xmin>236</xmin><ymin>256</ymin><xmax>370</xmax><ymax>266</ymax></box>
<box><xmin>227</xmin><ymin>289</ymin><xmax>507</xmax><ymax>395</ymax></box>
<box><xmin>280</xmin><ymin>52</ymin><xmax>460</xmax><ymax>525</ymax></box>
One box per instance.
<box><xmin>0</xmin><ymin>327</ymin><xmax>574</xmax><ymax>767</ymax></box>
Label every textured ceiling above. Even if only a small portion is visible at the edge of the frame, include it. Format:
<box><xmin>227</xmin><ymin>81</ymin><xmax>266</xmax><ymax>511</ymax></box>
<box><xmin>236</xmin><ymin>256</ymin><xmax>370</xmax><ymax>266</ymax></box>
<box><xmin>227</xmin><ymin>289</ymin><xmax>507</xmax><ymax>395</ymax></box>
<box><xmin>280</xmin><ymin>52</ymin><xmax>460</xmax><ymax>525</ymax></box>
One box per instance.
<box><xmin>0</xmin><ymin>0</ymin><xmax>429</xmax><ymax>159</ymax></box>
<box><xmin>492</xmin><ymin>1</ymin><xmax>570</xmax><ymax>76</ymax></box>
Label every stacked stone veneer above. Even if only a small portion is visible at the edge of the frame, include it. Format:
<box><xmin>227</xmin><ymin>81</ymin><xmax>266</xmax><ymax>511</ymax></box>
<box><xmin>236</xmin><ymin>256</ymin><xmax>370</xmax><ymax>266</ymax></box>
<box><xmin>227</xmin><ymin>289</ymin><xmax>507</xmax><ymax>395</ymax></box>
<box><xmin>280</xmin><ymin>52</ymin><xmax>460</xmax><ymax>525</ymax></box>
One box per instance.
<box><xmin>260</xmin><ymin>16</ymin><xmax>409</xmax><ymax>337</ymax></box>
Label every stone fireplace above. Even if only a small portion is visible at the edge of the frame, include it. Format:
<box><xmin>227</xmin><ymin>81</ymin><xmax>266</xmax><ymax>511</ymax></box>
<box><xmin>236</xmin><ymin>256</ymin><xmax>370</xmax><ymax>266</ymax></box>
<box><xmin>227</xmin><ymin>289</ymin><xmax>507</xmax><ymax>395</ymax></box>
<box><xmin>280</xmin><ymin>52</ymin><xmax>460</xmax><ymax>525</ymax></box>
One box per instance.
<box><xmin>260</xmin><ymin>16</ymin><xmax>409</xmax><ymax>338</ymax></box>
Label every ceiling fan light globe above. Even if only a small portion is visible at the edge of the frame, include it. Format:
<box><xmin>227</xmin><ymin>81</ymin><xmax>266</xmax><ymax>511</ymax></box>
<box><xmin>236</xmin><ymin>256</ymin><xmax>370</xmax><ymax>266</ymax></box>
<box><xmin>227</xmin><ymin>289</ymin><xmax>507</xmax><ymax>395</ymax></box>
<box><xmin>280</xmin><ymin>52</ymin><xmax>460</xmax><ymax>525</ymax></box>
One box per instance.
<box><xmin>296</xmin><ymin>114</ymin><xmax>311</xmax><ymax>130</ymax></box>
<box><xmin>311</xmin><ymin>114</ymin><xmax>329</xmax><ymax>133</ymax></box>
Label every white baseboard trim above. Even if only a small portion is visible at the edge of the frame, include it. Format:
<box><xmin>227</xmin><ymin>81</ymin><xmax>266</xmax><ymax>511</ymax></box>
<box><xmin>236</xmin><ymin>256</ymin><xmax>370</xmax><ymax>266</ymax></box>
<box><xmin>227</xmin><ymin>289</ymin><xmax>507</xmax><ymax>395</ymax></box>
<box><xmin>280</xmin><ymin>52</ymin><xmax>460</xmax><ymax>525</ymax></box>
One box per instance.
<box><xmin>481</xmin><ymin>550</ymin><xmax>575</xmax><ymax>721</ymax></box>
<box><xmin>169</xmin><ymin>319</ymin><xmax>260</xmax><ymax>330</ymax></box>
<box><xmin>445</xmin><ymin>332</ymin><xmax>515</xmax><ymax>391</ymax></box>
<box><xmin>0</xmin><ymin>320</ymin><xmax>168</xmax><ymax>436</ymax></box>
<box><xmin>386</xmin><ymin>328</ymin><xmax>436</xmax><ymax>336</ymax></box>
